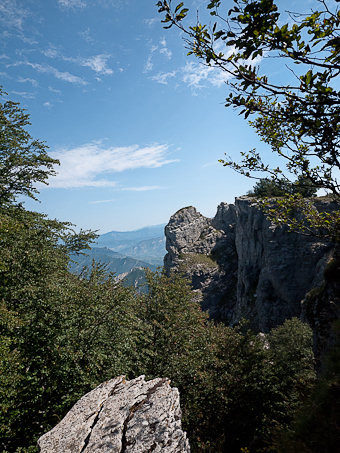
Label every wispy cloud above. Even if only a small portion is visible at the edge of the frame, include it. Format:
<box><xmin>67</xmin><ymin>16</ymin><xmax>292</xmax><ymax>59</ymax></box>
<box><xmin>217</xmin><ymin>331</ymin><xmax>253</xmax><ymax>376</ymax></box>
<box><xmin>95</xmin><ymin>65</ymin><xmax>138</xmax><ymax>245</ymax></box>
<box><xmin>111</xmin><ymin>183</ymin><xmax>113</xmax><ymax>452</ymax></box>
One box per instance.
<box><xmin>17</xmin><ymin>76</ymin><xmax>38</xmax><ymax>86</ymax></box>
<box><xmin>58</xmin><ymin>0</ymin><xmax>86</xmax><ymax>9</ymax></box>
<box><xmin>43</xmin><ymin>101</ymin><xmax>52</xmax><ymax>108</ymax></box>
<box><xmin>11</xmin><ymin>90</ymin><xmax>36</xmax><ymax>99</ymax></box>
<box><xmin>47</xmin><ymin>142</ymin><xmax>178</xmax><ymax>189</ymax></box>
<box><xmin>181</xmin><ymin>61</ymin><xmax>230</xmax><ymax>90</ymax></box>
<box><xmin>42</xmin><ymin>46</ymin><xmax>114</xmax><ymax>75</ymax></box>
<box><xmin>77</xmin><ymin>54</ymin><xmax>113</xmax><ymax>75</ymax></box>
<box><xmin>89</xmin><ymin>199</ymin><xmax>115</xmax><ymax>204</ymax></box>
<box><xmin>25</xmin><ymin>61</ymin><xmax>87</xmax><ymax>85</ymax></box>
<box><xmin>48</xmin><ymin>86</ymin><xmax>62</xmax><ymax>95</ymax></box>
<box><xmin>150</xmin><ymin>42</ymin><xmax>263</xmax><ymax>92</ymax></box>
<box><xmin>0</xmin><ymin>0</ymin><xmax>28</xmax><ymax>30</ymax></box>
<box><xmin>151</xmin><ymin>71</ymin><xmax>177</xmax><ymax>85</ymax></box>
<box><xmin>144</xmin><ymin>39</ymin><xmax>172</xmax><ymax>74</ymax></box>
<box><xmin>42</xmin><ymin>46</ymin><xmax>59</xmax><ymax>59</ymax></box>
<box><xmin>122</xmin><ymin>186</ymin><xmax>163</xmax><ymax>192</ymax></box>
<box><xmin>159</xmin><ymin>38</ymin><xmax>172</xmax><ymax>59</ymax></box>
<box><xmin>144</xmin><ymin>18</ymin><xmax>158</xmax><ymax>27</ymax></box>
<box><xmin>143</xmin><ymin>55</ymin><xmax>153</xmax><ymax>73</ymax></box>
<box><xmin>79</xmin><ymin>28</ymin><xmax>94</xmax><ymax>44</ymax></box>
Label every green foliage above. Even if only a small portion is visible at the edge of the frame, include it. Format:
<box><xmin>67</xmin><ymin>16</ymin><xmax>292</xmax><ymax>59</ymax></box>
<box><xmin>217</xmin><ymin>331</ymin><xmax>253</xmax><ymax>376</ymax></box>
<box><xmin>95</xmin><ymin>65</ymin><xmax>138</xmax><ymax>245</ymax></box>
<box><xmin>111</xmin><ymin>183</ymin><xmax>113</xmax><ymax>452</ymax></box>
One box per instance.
<box><xmin>0</xmin><ymin>205</ymin><xmax>143</xmax><ymax>451</ymax></box>
<box><xmin>0</xmin><ymin>88</ymin><xmax>58</xmax><ymax>205</ymax></box>
<box><xmin>273</xmin><ymin>321</ymin><xmax>340</xmax><ymax>453</ymax></box>
<box><xmin>157</xmin><ymin>0</ymin><xmax>340</xmax><ymax>239</ymax></box>
<box><xmin>139</xmin><ymin>274</ymin><xmax>316</xmax><ymax>452</ymax></box>
<box><xmin>248</xmin><ymin>176</ymin><xmax>318</xmax><ymax>198</ymax></box>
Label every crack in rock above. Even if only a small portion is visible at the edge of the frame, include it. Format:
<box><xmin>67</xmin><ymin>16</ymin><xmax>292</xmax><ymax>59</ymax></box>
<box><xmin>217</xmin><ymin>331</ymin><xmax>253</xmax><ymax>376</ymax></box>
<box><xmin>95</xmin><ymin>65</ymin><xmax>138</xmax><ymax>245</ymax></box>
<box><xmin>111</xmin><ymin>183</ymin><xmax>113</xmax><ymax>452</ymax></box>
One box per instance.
<box><xmin>80</xmin><ymin>378</ymin><xmax>125</xmax><ymax>453</ymax></box>
<box><xmin>120</xmin><ymin>378</ymin><xmax>168</xmax><ymax>453</ymax></box>
<box><xmin>38</xmin><ymin>376</ymin><xmax>190</xmax><ymax>453</ymax></box>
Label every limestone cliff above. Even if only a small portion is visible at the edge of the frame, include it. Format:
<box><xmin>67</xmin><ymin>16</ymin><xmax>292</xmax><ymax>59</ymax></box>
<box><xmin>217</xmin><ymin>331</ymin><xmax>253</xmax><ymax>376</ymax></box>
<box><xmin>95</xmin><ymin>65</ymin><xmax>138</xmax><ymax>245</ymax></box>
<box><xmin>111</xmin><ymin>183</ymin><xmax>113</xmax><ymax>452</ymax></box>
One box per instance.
<box><xmin>164</xmin><ymin>197</ymin><xmax>333</xmax><ymax>331</ymax></box>
<box><xmin>38</xmin><ymin>375</ymin><xmax>190</xmax><ymax>453</ymax></box>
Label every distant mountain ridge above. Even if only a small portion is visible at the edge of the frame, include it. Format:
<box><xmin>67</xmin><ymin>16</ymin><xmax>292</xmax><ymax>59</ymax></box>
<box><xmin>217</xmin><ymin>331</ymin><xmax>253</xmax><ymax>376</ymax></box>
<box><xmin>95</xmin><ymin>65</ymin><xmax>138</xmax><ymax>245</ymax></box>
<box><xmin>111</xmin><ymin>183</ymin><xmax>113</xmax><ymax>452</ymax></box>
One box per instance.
<box><xmin>70</xmin><ymin>224</ymin><xmax>166</xmax><ymax>288</ymax></box>
<box><xmin>69</xmin><ymin>247</ymin><xmax>158</xmax><ymax>275</ymax></box>
<box><xmin>96</xmin><ymin>224</ymin><xmax>166</xmax><ymax>266</ymax></box>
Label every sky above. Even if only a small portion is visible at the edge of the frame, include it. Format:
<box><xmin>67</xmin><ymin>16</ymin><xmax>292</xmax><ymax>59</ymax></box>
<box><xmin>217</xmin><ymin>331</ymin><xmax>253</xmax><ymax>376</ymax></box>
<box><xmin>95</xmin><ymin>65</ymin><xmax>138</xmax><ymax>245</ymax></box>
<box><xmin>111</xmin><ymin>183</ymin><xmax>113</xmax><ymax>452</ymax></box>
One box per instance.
<box><xmin>0</xmin><ymin>0</ymin><xmax>322</xmax><ymax>233</ymax></box>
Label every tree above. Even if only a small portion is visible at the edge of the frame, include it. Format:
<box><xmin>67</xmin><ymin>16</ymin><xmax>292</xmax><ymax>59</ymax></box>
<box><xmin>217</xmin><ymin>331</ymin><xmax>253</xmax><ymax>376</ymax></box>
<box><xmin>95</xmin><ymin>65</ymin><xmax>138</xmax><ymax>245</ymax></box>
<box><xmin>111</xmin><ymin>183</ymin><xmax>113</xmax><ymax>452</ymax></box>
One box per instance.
<box><xmin>0</xmin><ymin>87</ymin><xmax>58</xmax><ymax>205</ymax></box>
<box><xmin>247</xmin><ymin>175</ymin><xmax>318</xmax><ymax>198</ymax></box>
<box><xmin>157</xmin><ymin>0</ymin><xmax>340</xmax><ymax>240</ymax></box>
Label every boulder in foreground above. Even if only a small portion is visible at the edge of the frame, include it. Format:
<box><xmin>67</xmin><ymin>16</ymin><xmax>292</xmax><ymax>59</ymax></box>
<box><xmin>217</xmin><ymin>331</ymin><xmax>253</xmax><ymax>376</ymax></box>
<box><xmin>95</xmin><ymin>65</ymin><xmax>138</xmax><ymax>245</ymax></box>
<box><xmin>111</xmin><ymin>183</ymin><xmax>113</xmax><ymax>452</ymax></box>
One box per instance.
<box><xmin>38</xmin><ymin>375</ymin><xmax>190</xmax><ymax>453</ymax></box>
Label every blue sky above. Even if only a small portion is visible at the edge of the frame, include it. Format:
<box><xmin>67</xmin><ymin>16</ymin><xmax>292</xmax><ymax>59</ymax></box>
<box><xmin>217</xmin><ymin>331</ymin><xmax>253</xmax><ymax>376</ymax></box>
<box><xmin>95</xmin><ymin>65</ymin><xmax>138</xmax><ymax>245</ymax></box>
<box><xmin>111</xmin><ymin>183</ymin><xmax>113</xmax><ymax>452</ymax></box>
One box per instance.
<box><xmin>0</xmin><ymin>0</ymin><xmax>319</xmax><ymax>233</ymax></box>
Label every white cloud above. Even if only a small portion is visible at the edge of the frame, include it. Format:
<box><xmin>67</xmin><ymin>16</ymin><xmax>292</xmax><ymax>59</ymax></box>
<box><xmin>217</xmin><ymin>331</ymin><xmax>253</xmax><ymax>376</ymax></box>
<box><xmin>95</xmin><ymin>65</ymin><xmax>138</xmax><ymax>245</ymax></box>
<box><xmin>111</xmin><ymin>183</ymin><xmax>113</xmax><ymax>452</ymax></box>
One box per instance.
<box><xmin>47</xmin><ymin>143</ymin><xmax>178</xmax><ymax>189</ymax></box>
<box><xmin>42</xmin><ymin>46</ymin><xmax>114</xmax><ymax>76</ymax></box>
<box><xmin>11</xmin><ymin>90</ymin><xmax>35</xmax><ymax>99</ymax></box>
<box><xmin>144</xmin><ymin>18</ymin><xmax>158</xmax><ymax>27</ymax></box>
<box><xmin>89</xmin><ymin>199</ymin><xmax>115</xmax><ymax>204</ymax></box>
<box><xmin>151</xmin><ymin>71</ymin><xmax>177</xmax><ymax>85</ymax></box>
<box><xmin>26</xmin><ymin>61</ymin><xmax>87</xmax><ymax>85</ymax></box>
<box><xmin>0</xmin><ymin>0</ymin><xmax>28</xmax><ymax>30</ymax></box>
<box><xmin>181</xmin><ymin>61</ymin><xmax>230</xmax><ymax>90</ymax></box>
<box><xmin>159</xmin><ymin>38</ymin><xmax>172</xmax><ymax>59</ymax></box>
<box><xmin>79</xmin><ymin>28</ymin><xmax>94</xmax><ymax>44</ymax></box>
<box><xmin>48</xmin><ymin>86</ymin><xmax>62</xmax><ymax>94</ymax></box>
<box><xmin>17</xmin><ymin>76</ymin><xmax>38</xmax><ymax>86</ymax></box>
<box><xmin>122</xmin><ymin>186</ymin><xmax>163</xmax><ymax>192</ymax></box>
<box><xmin>43</xmin><ymin>101</ymin><xmax>52</xmax><ymax>108</ymax></box>
<box><xmin>159</xmin><ymin>47</ymin><xmax>172</xmax><ymax>59</ymax></box>
<box><xmin>58</xmin><ymin>0</ymin><xmax>86</xmax><ymax>9</ymax></box>
<box><xmin>42</xmin><ymin>47</ymin><xmax>59</xmax><ymax>58</ymax></box>
<box><xmin>144</xmin><ymin>39</ymin><xmax>172</xmax><ymax>75</ymax></box>
<box><xmin>143</xmin><ymin>55</ymin><xmax>153</xmax><ymax>73</ymax></box>
<box><xmin>78</xmin><ymin>54</ymin><xmax>113</xmax><ymax>75</ymax></box>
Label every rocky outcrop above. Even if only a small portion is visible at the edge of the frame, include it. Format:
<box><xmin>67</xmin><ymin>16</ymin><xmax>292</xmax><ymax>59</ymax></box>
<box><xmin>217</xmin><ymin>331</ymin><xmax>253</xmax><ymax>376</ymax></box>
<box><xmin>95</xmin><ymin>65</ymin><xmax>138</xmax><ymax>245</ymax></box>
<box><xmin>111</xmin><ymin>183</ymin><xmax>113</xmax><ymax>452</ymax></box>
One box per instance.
<box><xmin>164</xmin><ymin>204</ymin><xmax>237</xmax><ymax>321</ymax></box>
<box><xmin>302</xmin><ymin>251</ymin><xmax>340</xmax><ymax>372</ymax></box>
<box><xmin>38</xmin><ymin>375</ymin><xmax>190</xmax><ymax>453</ymax></box>
<box><xmin>164</xmin><ymin>197</ymin><xmax>333</xmax><ymax>331</ymax></box>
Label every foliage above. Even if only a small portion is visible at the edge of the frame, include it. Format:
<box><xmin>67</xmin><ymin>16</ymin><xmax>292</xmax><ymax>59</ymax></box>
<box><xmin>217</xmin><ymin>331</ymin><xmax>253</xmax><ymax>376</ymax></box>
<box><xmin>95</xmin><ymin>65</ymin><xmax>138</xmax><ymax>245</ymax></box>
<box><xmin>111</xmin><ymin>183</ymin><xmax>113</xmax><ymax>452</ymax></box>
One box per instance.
<box><xmin>0</xmin><ymin>205</ymin><xmax>143</xmax><ymax>452</ymax></box>
<box><xmin>0</xmin><ymin>88</ymin><xmax>58</xmax><ymax>205</ymax></box>
<box><xmin>157</xmin><ymin>0</ymin><xmax>340</xmax><ymax>239</ymax></box>
<box><xmin>139</xmin><ymin>274</ymin><xmax>316</xmax><ymax>453</ymax></box>
<box><xmin>273</xmin><ymin>321</ymin><xmax>340</xmax><ymax>453</ymax></box>
<box><xmin>247</xmin><ymin>176</ymin><xmax>318</xmax><ymax>198</ymax></box>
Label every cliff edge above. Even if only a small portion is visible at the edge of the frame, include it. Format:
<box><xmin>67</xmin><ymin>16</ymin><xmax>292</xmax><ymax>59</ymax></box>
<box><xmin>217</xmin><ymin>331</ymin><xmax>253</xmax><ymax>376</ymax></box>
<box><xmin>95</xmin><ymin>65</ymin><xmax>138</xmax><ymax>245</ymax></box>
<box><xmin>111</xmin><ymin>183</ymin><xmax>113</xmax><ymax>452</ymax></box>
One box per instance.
<box><xmin>164</xmin><ymin>197</ymin><xmax>333</xmax><ymax>332</ymax></box>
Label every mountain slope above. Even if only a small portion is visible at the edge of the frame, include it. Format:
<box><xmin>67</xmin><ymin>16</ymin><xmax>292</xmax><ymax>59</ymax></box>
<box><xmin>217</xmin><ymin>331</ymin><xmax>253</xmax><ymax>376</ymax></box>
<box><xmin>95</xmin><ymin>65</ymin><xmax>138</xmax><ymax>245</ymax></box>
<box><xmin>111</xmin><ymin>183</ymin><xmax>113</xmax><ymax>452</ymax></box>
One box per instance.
<box><xmin>69</xmin><ymin>247</ymin><xmax>157</xmax><ymax>276</ymax></box>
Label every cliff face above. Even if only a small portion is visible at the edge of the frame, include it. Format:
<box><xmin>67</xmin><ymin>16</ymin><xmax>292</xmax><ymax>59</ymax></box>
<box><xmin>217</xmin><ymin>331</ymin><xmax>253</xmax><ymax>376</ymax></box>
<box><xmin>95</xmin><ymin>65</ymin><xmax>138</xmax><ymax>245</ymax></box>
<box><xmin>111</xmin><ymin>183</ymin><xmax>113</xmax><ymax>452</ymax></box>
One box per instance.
<box><xmin>164</xmin><ymin>197</ymin><xmax>332</xmax><ymax>331</ymax></box>
<box><xmin>164</xmin><ymin>204</ymin><xmax>238</xmax><ymax>322</ymax></box>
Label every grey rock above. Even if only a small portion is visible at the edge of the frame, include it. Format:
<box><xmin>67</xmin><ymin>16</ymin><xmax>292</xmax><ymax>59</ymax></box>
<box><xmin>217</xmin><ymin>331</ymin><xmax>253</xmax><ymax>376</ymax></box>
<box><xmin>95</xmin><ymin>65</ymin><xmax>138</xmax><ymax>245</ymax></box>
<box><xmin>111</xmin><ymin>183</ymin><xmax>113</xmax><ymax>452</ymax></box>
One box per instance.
<box><xmin>164</xmin><ymin>204</ymin><xmax>238</xmax><ymax>321</ymax></box>
<box><xmin>164</xmin><ymin>197</ymin><xmax>333</xmax><ymax>331</ymax></box>
<box><xmin>301</xmin><ymin>249</ymin><xmax>340</xmax><ymax>372</ymax></box>
<box><xmin>38</xmin><ymin>375</ymin><xmax>190</xmax><ymax>453</ymax></box>
<box><xmin>233</xmin><ymin>197</ymin><xmax>332</xmax><ymax>331</ymax></box>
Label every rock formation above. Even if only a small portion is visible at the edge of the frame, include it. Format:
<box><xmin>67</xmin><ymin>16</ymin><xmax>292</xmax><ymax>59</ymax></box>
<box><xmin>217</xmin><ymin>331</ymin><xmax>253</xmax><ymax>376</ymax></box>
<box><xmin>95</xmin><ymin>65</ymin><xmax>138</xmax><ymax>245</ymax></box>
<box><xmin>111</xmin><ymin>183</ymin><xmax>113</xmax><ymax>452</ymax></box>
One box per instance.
<box><xmin>38</xmin><ymin>375</ymin><xmax>190</xmax><ymax>453</ymax></box>
<box><xmin>302</xmin><ymin>250</ymin><xmax>340</xmax><ymax>372</ymax></box>
<box><xmin>164</xmin><ymin>197</ymin><xmax>333</xmax><ymax>331</ymax></box>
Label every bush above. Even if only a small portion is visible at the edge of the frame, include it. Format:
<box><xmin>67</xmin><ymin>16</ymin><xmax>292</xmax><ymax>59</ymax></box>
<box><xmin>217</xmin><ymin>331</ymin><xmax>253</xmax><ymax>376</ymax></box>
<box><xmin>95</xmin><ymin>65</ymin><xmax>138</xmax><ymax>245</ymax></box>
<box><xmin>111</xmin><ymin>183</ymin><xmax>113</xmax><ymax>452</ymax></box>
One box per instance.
<box><xmin>248</xmin><ymin>176</ymin><xmax>318</xmax><ymax>198</ymax></box>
